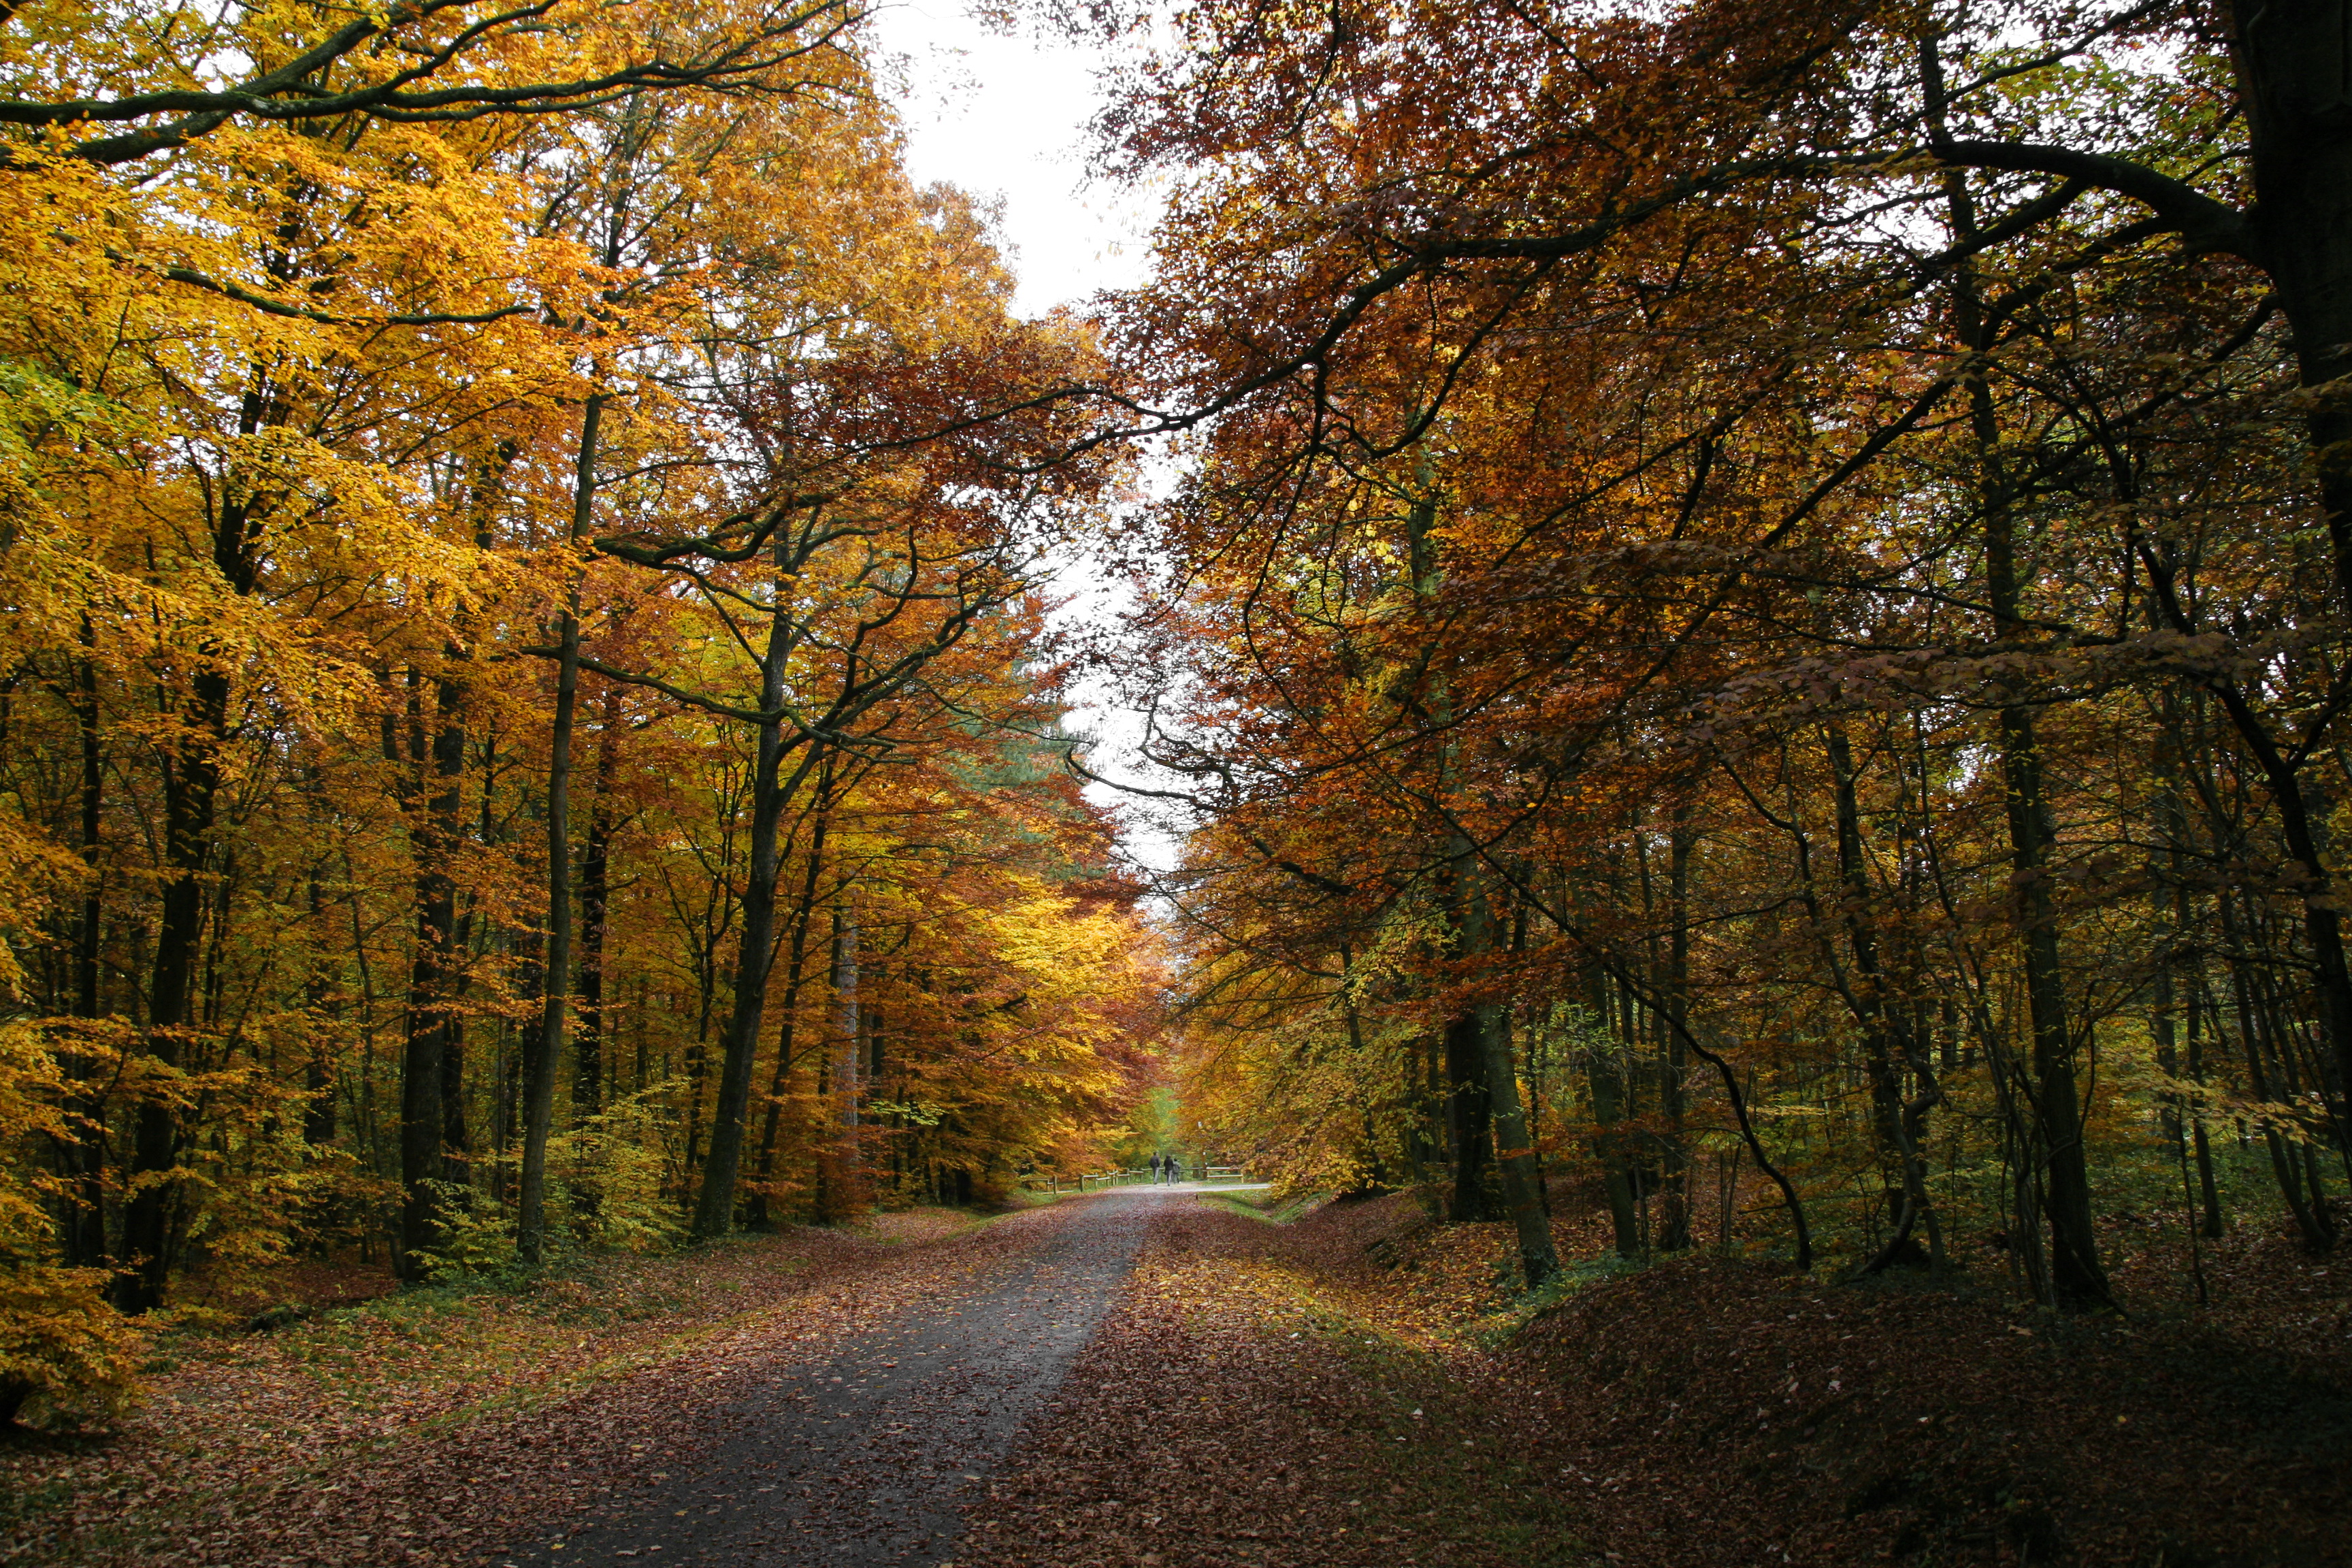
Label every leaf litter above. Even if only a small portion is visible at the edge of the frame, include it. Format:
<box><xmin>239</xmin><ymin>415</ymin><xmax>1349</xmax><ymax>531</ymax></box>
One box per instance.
<box><xmin>7</xmin><ymin>1190</ymin><xmax>2345</xmax><ymax>1567</ymax></box>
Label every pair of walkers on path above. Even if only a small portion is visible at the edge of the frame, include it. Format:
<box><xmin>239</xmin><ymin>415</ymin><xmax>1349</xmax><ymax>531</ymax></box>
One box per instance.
<box><xmin>1148</xmin><ymin>1153</ymin><xmax>1185</xmax><ymax>1184</ymax></box>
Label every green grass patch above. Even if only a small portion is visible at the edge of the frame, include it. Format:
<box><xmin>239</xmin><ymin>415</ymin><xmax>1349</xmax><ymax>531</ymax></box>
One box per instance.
<box><xmin>1473</xmin><ymin>1249</ymin><xmax>1654</xmax><ymax>1348</ymax></box>
<box><xmin>1199</xmin><ymin>1187</ymin><xmax>1322</xmax><ymax>1224</ymax></box>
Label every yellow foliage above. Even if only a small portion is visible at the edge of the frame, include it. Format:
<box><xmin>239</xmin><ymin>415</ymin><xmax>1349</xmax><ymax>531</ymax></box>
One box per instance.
<box><xmin>0</xmin><ymin>1024</ymin><xmax>146</xmax><ymax>1426</ymax></box>
<box><xmin>0</xmin><ymin>1265</ymin><xmax>145</xmax><ymax>1427</ymax></box>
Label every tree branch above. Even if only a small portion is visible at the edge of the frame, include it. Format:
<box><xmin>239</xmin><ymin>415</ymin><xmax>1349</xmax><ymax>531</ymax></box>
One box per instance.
<box><xmin>1928</xmin><ymin>137</ymin><xmax>2257</xmax><ymax>262</ymax></box>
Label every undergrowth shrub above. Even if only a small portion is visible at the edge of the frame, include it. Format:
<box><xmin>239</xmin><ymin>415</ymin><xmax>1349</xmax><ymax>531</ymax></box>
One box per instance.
<box><xmin>0</xmin><ymin>1264</ymin><xmax>144</xmax><ymax>1428</ymax></box>
<box><xmin>557</xmin><ymin>1092</ymin><xmax>689</xmax><ymax>1253</ymax></box>
<box><xmin>0</xmin><ymin>1024</ymin><xmax>146</xmax><ymax>1427</ymax></box>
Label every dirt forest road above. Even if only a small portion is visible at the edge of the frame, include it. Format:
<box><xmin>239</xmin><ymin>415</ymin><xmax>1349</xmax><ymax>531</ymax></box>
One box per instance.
<box><xmin>25</xmin><ymin>1176</ymin><xmax>2328</xmax><ymax>1568</ymax></box>
<box><xmin>495</xmin><ymin>1188</ymin><xmax>1166</xmax><ymax>1568</ymax></box>
<box><xmin>489</xmin><ymin>1187</ymin><xmax>1580</xmax><ymax>1568</ymax></box>
<box><xmin>480</xmin><ymin>1181</ymin><xmax>2352</xmax><ymax>1568</ymax></box>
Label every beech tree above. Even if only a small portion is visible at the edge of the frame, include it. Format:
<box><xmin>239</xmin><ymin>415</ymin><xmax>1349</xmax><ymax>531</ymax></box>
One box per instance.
<box><xmin>0</xmin><ymin>0</ymin><xmax>1154</xmax><ymax>1396</ymax></box>
<box><xmin>1094</xmin><ymin>0</ymin><xmax>2348</xmax><ymax>1305</ymax></box>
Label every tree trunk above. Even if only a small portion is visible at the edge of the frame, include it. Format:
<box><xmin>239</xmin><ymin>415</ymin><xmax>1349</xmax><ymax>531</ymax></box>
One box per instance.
<box><xmin>1935</xmin><ymin>143</ymin><xmax>2110</xmax><ymax>1307</ymax></box>
<box><xmin>72</xmin><ymin>629</ymin><xmax>101</xmax><ymax>1023</ymax></box>
<box><xmin>751</xmin><ymin>799</ymin><xmax>831</xmax><ymax>1226</ymax></box>
<box><xmin>1658</xmin><ymin>807</ymin><xmax>1693</xmax><ymax>1251</ymax></box>
<box><xmin>1998</xmin><ymin>708</ymin><xmax>2109</xmax><ymax>1302</ymax></box>
<box><xmin>1585</xmin><ymin>964</ymin><xmax>1641</xmax><ymax>1258</ymax></box>
<box><xmin>304</xmin><ymin>880</ymin><xmax>340</xmax><ymax>1149</ymax></box>
<box><xmin>2225</xmin><ymin>0</ymin><xmax>2352</xmax><ymax>1143</ymax></box>
<box><xmin>1588</xmin><ymin>1041</ymin><xmax>1642</xmax><ymax>1258</ymax></box>
<box><xmin>690</xmin><ymin>528</ymin><xmax>798</xmax><ymax>1241</ymax></box>
<box><xmin>59</xmin><ymin>631</ymin><xmax>108</xmax><ymax>1269</ymax></box>
<box><xmin>397</xmin><ymin>669</ymin><xmax>466</xmax><ymax>1279</ymax></box>
<box><xmin>118</xmin><ymin>490</ymin><xmax>251</xmax><ymax>1311</ymax></box>
<box><xmin>436</xmin><ymin>688</ymin><xmax>472</xmax><ymax>1187</ymax></box>
<box><xmin>827</xmin><ymin>897</ymin><xmax>864</xmax><ymax>1213</ymax></box>
<box><xmin>574</xmin><ymin>700</ymin><xmax>620</xmax><ymax>1127</ymax></box>
<box><xmin>1443</xmin><ymin>1007</ymin><xmax>1493</xmax><ymax>1221</ymax></box>
<box><xmin>521</xmin><ymin>391</ymin><xmax>602</xmax><ymax>1267</ymax></box>
<box><xmin>1463</xmin><ymin>862</ymin><xmax>1555</xmax><ymax>1285</ymax></box>
<box><xmin>2189</xmin><ymin>978</ymin><xmax>2225</xmax><ymax>1239</ymax></box>
<box><xmin>1825</xmin><ymin>723</ymin><xmax>1942</xmax><ymax>1273</ymax></box>
<box><xmin>2149</xmin><ymin>727</ymin><xmax>2223</xmax><ymax>1237</ymax></box>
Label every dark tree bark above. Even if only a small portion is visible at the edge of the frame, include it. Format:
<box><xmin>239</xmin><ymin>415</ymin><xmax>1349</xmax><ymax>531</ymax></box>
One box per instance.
<box><xmin>2235</xmin><ymin>1</ymin><xmax>2352</xmax><ymax>619</ymax></box>
<box><xmin>2233</xmin><ymin>8</ymin><xmax>2352</xmax><ymax>1117</ymax></box>
<box><xmin>691</xmin><ymin>546</ymin><xmax>796</xmax><ymax>1240</ymax></box>
<box><xmin>118</xmin><ymin>663</ymin><xmax>223</xmax><ymax>1307</ymax></box>
<box><xmin>117</xmin><ymin>480</ymin><xmax>261</xmax><ymax>1312</ymax></box>
<box><xmin>749</xmin><ymin>802</ymin><xmax>831</xmax><ymax>1228</ymax></box>
<box><xmin>521</xmin><ymin>391</ymin><xmax>603</xmax><ymax>1266</ymax></box>
<box><xmin>303</xmin><ymin>876</ymin><xmax>339</xmax><ymax>1151</ymax></box>
<box><xmin>52</xmin><ymin>627</ymin><xmax>110</xmax><ymax>1271</ymax></box>
<box><xmin>574</xmin><ymin>697</ymin><xmax>621</xmax><ymax>1126</ymax></box>
<box><xmin>1442</xmin><ymin>1008</ymin><xmax>1493</xmax><ymax>1220</ymax></box>
<box><xmin>1585</xmin><ymin>966</ymin><xmax>1642</xmax><ymax>1258</ymax></box>
<box><xmin>1923</xmin><ymin>76</ymin><xmax>2110</xmax><ymax>1303</ymax></box>
<box><xmin>1929</xmin><ymin>12</ymin><xmax>2352</xmax><ymax>1126</ymax></box>
<box><xmin>1656</xmin><ymin>808</ymin><xmax>1694</xmax><ymax>1252</ymax></box>
<box><xmin>826</xmin><ymin>896</ymin><xmax>863</xmax><ymax>1211</ymax></box>
<box><xmin>71</xmin><ymin>627</ymin><xmax>101</xmax><ymax>1024</ymax></box>
<box><xmin>397</xmin><ymin>668</ymin><xmax>466</xmax><ymax>1279</ymax></box>
<box><xmin>1460</xmin><ymin>861</ymin><xmax>1556</xmax><ymax>1284</ymax></box>
<box><xmin>1825</xmin><ymin>723</ymin><xmax>1945</xmax><ymax>1275</ymax></box>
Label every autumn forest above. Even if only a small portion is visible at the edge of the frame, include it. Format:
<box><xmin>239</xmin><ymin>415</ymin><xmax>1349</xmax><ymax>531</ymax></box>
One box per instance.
<box><xmin>3</xmin><ymin>1</ymin><xmax>2349</xmax><ymax>1564</ymax></box>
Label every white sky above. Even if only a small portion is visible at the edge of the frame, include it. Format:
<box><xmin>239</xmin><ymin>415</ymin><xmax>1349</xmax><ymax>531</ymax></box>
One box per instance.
<box><xmin>868</xmin><ymin>2</ymin><xmax>1187</xmax><ymax>872</ymax></box>
<box><xmin>868</xmin><ymin>3</ymin><xmax>1160</xmax><ymax>317</ymax></box>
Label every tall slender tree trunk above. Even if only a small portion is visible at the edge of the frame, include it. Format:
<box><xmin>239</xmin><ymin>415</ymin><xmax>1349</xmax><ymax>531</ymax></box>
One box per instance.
<box><xmin>118</xmin><ymin>487</ymin><xmax>257</xmax><ymax>1311</ymax></box>
<box><xmin>2235</xmin><ymin>7</ymin><xmax>2352</xmax><ymax>1109</ymax></box>
<box><xmin>1931</xmin><ymin>131</ymin><xmax>2110</xmax><ymax>1306</ymax></box>
<box><xmin>397</xmin><ymin>670</ymin><xmax>466</xmax><ymax>1279</ymax></box>
<box><xmin>2188</xmin><ymin>977</ymin><xmax>2225</xmax><ymax>1239</ymax></box>
<box><xmin>2149</xmin><ymin>721</ymin><xmax>2223</xmax><ymax>1237</ymax></box>
<box><xmin>1824</xmin><ymin>722</ymin><xmax>1942</xmax><ymax>1274</ymax></box>
<box><xmin>120</xmin><ymin>720</ymin><xmax>217</xmax><ymax>1308</ymax></box>
<box><xmin>1997</xmin><ymin>710</ymin><xmax>2107</xmax><ymax>1302</ymax></box>
<box><xmin>1659</xmin><ymin>806</ymin><xmax>1694</xmax><ymax>1251</ymax></box>
<box><xmin>59</xmin><ymin>628</ymin><xmax>108</xmax><ymax>1269</ymax></box>
<box><xmin>828</xmin><ymin>896</ymin><xmax>862</xmax><ymax>1210</ymax></box>
<box><xmin>574</xmin><ymin>700</ymin><xmax>621</xmax><ymax>1126</ymax></box>
<box><xmin>72</xmin><ymin>625</ymin><xmax>101</xmax><ymax>1023</ymax></box>
<box><xmin>751</xmin><ymin>795</ymin><xmax>831</xmax><ymax>1223</ymax></box>
<box><xmin>1584</xmin><ymin>964</ymin><xmax>1641</xmax><ymax>1258</ymax></box>
<box><xmin>1403</xmin><ymin>487</ymin><xmax>1505</xmax><ymax>1224</ymax></box>
<box><xmin>691</xmin><ymin>525</ymin><xmax>800</xmax><ymax>1240</ymax></box>
<box><xmin>521</xmin><ymin>391</ymin><xmax>602</xmax><ymax>1266</ymax></box>
<box><xmin>299</xmin><ymin>871</ymin><xmax>342</xmax><ymax>1256</ymax></box>
<box><xmin>2220</xmin><ymin>894</ymin><xmax>2338</xmax><ymax>1247</ymax></box>
<box><xmin>1442</xmin><ymin>1009</ymin><xmax>1493</xmax><ymax>1218</ymax></box>
<box><xmin>304</xmin><ymin>875</ymin><xmax>340</xmax><ymax>1150</ymax></box>
<box><xmin>1460</xmin><ymin>858</ymin><xmax>1555</xmax><ymax>1285</ymax></box>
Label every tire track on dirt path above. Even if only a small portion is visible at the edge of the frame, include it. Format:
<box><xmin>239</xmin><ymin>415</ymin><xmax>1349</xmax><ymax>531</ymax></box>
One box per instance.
<box><xmin>493</xmin><ymin>1190</ymin><xmax>1163</xmax><ymax>1567</ymax></box>
<box><xmin>963</xmin><ymin>1196</ymin><xmax>1594</xmax><ymax>1568</ymax></box>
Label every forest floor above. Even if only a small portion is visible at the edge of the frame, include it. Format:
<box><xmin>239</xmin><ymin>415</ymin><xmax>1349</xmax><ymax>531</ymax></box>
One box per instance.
<box><xmin>2</xmin><ymin>1188</ymin><xmax>2346</xmax><ymax>1567</ymax></box>
<box><xmin>966</xmin><ymin>1192</ymin><xmax>2351</xmax><ymax>1568</ymax></box>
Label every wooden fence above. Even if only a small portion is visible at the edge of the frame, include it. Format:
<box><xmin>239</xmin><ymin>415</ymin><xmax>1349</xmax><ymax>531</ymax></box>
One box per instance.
<box><xmin>1024</xmin><ymin>1165</ymin><xmax>1252</xmax><ymax>1194</ymax></box>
